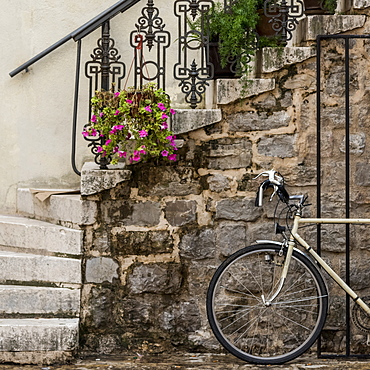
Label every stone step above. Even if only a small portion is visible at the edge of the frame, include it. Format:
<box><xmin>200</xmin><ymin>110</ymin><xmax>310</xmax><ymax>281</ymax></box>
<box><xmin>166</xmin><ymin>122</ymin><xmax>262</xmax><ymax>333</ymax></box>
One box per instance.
<box><xmin>216</xmin><ymin>78</ymin><xmax>276</xmax><ymax>105</ymax></box>
<box><xmin>171</xmin><ymin>109</ymin><xmax>222</xmax><ymax>134</ymax></box>
<box><xmin>0</xmin><ymin>318</ymin><xmax>78</xmax><ymax>352</ymax></box>
<box><xmin>17</xmin><ymin>188</ymin><xmax>97</xmax><ymax>227</ymax></box>
<box><xmin>0</xmin><ymin>251</ymin><xmax>81</xmax><ymax>285</ymax></box>
<box><xmin>293</xmin><ymin>15</ymin><xmax>366</xmax><ymax>45</ymax></box>
<box><xmin>261</xmin><ymin>46</ymin><xmax>316</xmax><ymax>73</ymax></box>
<box><xmin>0</xmin><ymin>214</ymin><xmax>82</xmax><ymax>256</ymax></box>
<box><xmin>0</xmin><ymin>286</ymin><xmax>80</xmax><ymax>316</ymax></box>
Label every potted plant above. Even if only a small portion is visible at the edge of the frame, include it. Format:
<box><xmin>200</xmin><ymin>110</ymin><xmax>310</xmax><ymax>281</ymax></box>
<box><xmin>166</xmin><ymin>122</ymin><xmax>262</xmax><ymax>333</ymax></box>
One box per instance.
<box><xmin>82</xmin><ymin>83</ymin><xmax>178</xmax><ymax>165</ymax></box>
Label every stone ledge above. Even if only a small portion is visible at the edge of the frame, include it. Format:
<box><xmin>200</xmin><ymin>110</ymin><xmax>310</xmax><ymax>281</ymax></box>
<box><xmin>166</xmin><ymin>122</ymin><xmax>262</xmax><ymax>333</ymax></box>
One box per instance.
<box><xmin>172</xmin><ymin>109</ymin><xmax>222</xmax><ymax>134</ymax></box>
<box><xmin>217</xmin><ymin>78</ymin><xmax>276</xmax><ymax>105</ymax></box>
<box><xmin>81</xmin><ymin>162</ymin><xmax>131</xmax><ymax>196</ymax></box>
<box><xmin>353</xmin><ymin>0</ymin><xmax>370</xmax><ymax>8</ymax></box>
<box><xmin>261</xmin><ymin>47</ymin><xmax>316</xmax><ymax>73</ymax></box>
<box><xmin>295</xmin><ymin>15</ymin><xmax>366</xmax><ymax>44</ymax></box>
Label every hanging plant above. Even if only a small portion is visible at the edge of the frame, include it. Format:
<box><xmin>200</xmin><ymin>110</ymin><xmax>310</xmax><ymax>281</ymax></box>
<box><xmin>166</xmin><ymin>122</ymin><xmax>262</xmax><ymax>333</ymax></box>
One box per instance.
<box><xmin>82</xmin><ymin>83</ymin><xmax>178</xmax><ymax>165</ymax></box>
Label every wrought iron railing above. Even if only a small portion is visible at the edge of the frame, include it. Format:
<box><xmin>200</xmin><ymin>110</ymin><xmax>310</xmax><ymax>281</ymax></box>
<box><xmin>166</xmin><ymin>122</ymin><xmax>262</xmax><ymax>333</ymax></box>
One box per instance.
<box><xmin>9</xmin><ymin>0</ymin><xmax>306</xmax><ymax>174</ymax></box>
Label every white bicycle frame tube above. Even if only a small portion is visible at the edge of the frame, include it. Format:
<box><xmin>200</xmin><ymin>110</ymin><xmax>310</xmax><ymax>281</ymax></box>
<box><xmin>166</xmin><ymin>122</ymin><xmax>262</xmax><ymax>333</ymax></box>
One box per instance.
<box><xmin>284</xmin><ymin>215</ymin><xmax>370</xmax><ymax>315</ymax></box>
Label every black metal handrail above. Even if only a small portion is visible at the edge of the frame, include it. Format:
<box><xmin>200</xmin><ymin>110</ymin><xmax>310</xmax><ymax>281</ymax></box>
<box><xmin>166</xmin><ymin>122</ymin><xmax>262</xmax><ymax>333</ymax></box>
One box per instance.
<box><xmin>9</xmin><ymin>0</ymin><xmax>141</xmax><ymax>78</ymax></box>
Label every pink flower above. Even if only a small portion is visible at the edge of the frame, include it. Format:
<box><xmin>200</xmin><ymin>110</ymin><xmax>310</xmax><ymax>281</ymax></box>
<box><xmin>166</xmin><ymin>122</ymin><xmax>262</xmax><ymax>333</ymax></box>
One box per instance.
<box><xmin>139</xmin><ymin>130</ymin><xmax>148</xmax><ymax>138</ymax></box>
<box><xmin>82</xmin><ymin>131</ymin><xmax>90</xmax><ymax>137</ymax></box>
<box><xmin>114</xmin><ymin>92</ymin><xmax>120</xmax><ymax>97</ymax></box>
<box><xmin>140</xmin><ymin>150</ymin><xmax>147</xmax><ymax>155</ymax></box>
<box><xmin>161</xmin><ymin>122</ymin><xmax>168</xmax><ymax>130</ymax></box>
<box><xmin>105</xmin><ymin>139</ymin><xmax>112</xmax><ymax>145</ymax></box>
<box><xmin>113</xmin><ymin>146</ymin><xmax>119</xmax><ymax>153</ymax></box>
<box><xmin>132</xmin><ymin>150</ymin><xmax>141</xmax><ymax>161</ymax></box>
<box><xmin>91</xmin><ymin>115</ymin><xmax>97</xmax><ymax>123</ymax></box>
<box><xmin>161</xmin><ymin>113</ymin><xmax>169</xmax><ymax>120</ymax></box>
<box><xmin>168</xmin><ymin>154</ymin><xmax>177</xmax><ymax>161</ymax></box>
<box><xmin>114</xmin><ymin>110</ymin><xmax>120</xmax><ymax>115</ymax></box>
<box><xmin>166</xmin><ymin>135</ymin><xmax>173</xmax><ymax>141</ymax></box>
<box><xmin>99</xmin><ymin>112</ymin><xmax>104</xmax><ymax>117</ymax></box>
<box><xmin>145</xmin><ymin>106</ymin><xmax>152</xmax><ymax>113</ymax></box>
<box><xmin>170</xmin><ymin>109</ymin><xmax>176</xmax><ymax>115</ymax></box>
<box><xmin>118</xmin><ymin>151</ymin><xmax>127</xmax><ymax>158</ymax></box>
<box><xmin>126</xmin><ymin>99</ymin><xmax>133</xmax><ymax>104</ymax></box>
<box><xmin>97</xmin><ymin>146</ymin><xmax>103</xmax><ymax>153</ymax></box>
<box><xmin>157</xmin><ymin>103</ymin><xmax>166</xmax><ymax>111</ymax></box>
<box><xmin>161</xmin><ymin>150</ymin><xmax>169</xmax><ymax>157</ymax></box>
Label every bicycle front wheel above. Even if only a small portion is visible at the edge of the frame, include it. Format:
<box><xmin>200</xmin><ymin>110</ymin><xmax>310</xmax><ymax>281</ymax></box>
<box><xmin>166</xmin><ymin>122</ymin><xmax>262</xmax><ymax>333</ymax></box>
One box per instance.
<box><xmin>207</xmin><ymin>243</ymin><xmax>328</xmax><ymax>365</ymax></box>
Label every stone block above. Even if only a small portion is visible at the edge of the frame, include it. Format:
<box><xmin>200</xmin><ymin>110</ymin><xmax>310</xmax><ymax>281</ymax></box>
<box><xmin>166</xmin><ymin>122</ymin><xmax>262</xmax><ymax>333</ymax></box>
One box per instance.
<box><xmin>179</xmin><ymin>229</ymin><xmax>216</xmax><ymax>260</ymax></box>
<box><xmin>112</xmin><ymin>230</ymin><xmax>174</xmax><ymax>256</ymax></box>
<box><xmin>127</xmin><ymin>263</ymin><xmax>182</xmax><ymax>294</ymax></box>
<box><xmin>135</xmin><ymin>166</ymin><xmax>202</xmax><ymax>197</ymax></box>
<box><xmin>262</xmin><ymin>47</ymin><xmax>316</xmax><ymax>73</ymax></box>
<box><xmin>217</xmin><ymin>78</ymin><xmax>275</xmax><ymax>105</ymax></box>
<box><xmin>0</xmin><ymin>252</ymin><xmax>81</xmax><ymax>285</ymax></box>
<box><xmin>0</xmin><ymin>215</ymin><xmax>82</xmax><ymax>256</ymax></box>
<box><xmin>0</xmin><ymin>318</ymin><xmax>78</xmax><ymax>352</ymax></box>
<box><xmin>85</xmin><ymin>257</ymin><xmax>119</xmax><ymax>284</ymax></box>
<box><xmin>201</xmin><ymin>138</ymin><xmax>252</xmax><ymax>170</ymax></box>
<box><xmin>207</xmin><ymin>173</ymin><xmax>231</xmax><ymax>193</ymax></box>
<box><xmin>216</xmin><ymin>222</ymin><xmax>247</xmax><ymax>257</ymax></box>
<box><xmin>101</xmin><ymin>200</ymin><xmax>161</xmax><ymax>226</ymax></box>
<box><xmin>81</xmin><ymin>162</ymin><xmax>131</xmax><ymax>196</ymax></box>
<box><xmin>228</xmin><ymin>111</ymin><xmax>291</xmax><ymax>132</ymax></box>
<box><xmin>258</xmin><ymin>135</ymin><xmax>297</xmax><ymax>158</ymax></box>
<box><xmin>165</xmin><ymin>200</ymin><xmax>197</xmax><ymax>226</ymax></box>
<box><xmin>172</xmin><ymin>109</ymin><xmax>222</xmax><ymax>134</ymax></box>
<box><xmin>216</xmin><ymin>198</ymin><xmax>262</xmax><ymax>221</ymax></box>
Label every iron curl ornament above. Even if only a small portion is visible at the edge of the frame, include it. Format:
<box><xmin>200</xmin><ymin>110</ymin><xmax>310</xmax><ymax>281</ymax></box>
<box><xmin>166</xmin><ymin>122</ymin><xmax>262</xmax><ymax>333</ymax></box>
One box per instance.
<box><xmin>263</xmin><ymin>0</ymin><xmax>304</xmax><ymax>42</ymax></box>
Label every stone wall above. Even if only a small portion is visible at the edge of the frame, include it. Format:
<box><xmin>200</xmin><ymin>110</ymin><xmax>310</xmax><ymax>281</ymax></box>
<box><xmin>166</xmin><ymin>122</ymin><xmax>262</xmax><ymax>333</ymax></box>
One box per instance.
<box><xmin>79</xmin><ymin>36</ymin><xmax>370</xmax><ymax>356</ymax></box>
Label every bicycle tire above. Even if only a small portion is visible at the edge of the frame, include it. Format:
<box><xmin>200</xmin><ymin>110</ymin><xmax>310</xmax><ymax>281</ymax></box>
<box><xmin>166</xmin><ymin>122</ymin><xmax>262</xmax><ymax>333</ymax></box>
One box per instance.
<box><xmin>207</xmin><ymin>243</ymin><xmax>328</xmax><ymax>365</ymax></box>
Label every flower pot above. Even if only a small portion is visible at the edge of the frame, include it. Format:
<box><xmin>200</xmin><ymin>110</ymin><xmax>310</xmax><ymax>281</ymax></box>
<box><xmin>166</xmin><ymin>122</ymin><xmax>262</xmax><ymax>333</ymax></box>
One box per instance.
<box><xmin>208</xmin><ymin>41</ymin><xmax>238</xmax><ymax>79</ymax></box>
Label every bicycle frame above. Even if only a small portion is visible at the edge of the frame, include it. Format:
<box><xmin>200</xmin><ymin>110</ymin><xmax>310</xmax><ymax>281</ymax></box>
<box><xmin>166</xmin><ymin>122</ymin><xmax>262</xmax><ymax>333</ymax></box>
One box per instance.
<box><xmin>282</xmin><ymin>214</ymin><xmax>370</xmax><ymax>315</ymax></box>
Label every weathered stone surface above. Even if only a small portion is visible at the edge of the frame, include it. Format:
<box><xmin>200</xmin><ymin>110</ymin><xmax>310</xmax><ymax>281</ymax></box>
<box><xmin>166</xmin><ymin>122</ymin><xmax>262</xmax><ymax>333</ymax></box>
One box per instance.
<box><xmin>262</xmin><ymin>47</ymin><xmax>316</xmax><ymax>73</ymax></box>
<box><xmin>112</xmin><ymin>230</ymin><xmax>174</xmax><ymax>256</ymax></box>
<box><xmin>165</xmin><ymin>200</ymin><xmax>197</xmax><ymax>226</ymax></box>
<box><xmin>207</xmin><ymin>173</ymin><xmax>230</xmax><ymax>193</ymax></box>
<box><xmin>257</xmin><ymin>135</ymin><xmax>297</xmax><ymax>158</ymax></box>
<box><xmin>228</xmin><ymin>111</ymin><xmax>291</xmax><ymax>132</ymax></box>
<box><xmin>81</xmin><ymin>162</ymin><xmax>131</xmax><ymax>196</ymax></box>
<box><xmin>216</xmin><ymin>198</ymin><xmax>262</xmax><ymax>221</ymax></box>
<box><xmin>101</xmin><ymin>200</ymin><xmax>161</xmax><ymax>226</ymax></box>
<box><xmin>0</xmin><ymin>286</ymin><xmax>80</xmax><ymax>316</ymax></box>
<box><xmin>217</xmin><ymin>78</ymin><xmax>275</xmax><ymax>105</ymax></box>
<box><xmin>355</xmin><ymin>163</ymin><xmax>370</xmax><ymax>186</ymax></box>
<box><xmin>283</xmin><ymin>74</ymin><xmax>316</xmax><ymax>90</ymax></box>
<box><xmin>301</xmin><ymin>15</ymin><xmax>366</xmax><ymax>41</ymax></box>
<box><xmin>201</xmin><ymin>138</ymin><xmax>252</xmax><ymax>170</ymax></box>
<box><xmin>85</xmin><ymin>257</ymin><xmax>119</xmax><ymax>283</ymax></box>
<box><xmin>0</xmin><ymin>318</ymin><xmax>79</xmax><ymax>351</ymax></box>
<box><xmin>354</xmin><ymin>0</ymin><xmax>370</xmax><ymax>8</ymax></box>
<box><xmin>160</xmin><ymin>301</ymin><xmax>201</xmax><ymax>333</ymax></box>
<box><xmin>179</xmin><ymin>229</ymin><xmax>216</xmax><ymax>260</ymax></box>
<box><xmin>172</xmin><ymin>109</ymin><xmax>222</xmax><ymax>134</ymax></box>
<box><xmin>339</xmin><ymin>133</ymin><xmax>365</xmax><ymax>154</ymax></box>
<box><xmin>216</xmin><ymin>222</ymin><xmax>247</xmax><ymax>257</ymax></box>
<box><xmin>127</xmin><ymin>263</ymin><xmax>182</xmax><ymax>294</ymax></box>
<box><xmin>135</xmin><ymin>166</ymin><xmax>202</xmax><ymax>197</ymax></box>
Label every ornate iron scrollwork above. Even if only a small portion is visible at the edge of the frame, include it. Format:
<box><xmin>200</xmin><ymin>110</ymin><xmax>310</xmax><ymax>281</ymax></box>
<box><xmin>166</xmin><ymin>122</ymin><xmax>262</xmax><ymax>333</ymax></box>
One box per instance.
<box><xmin>129</xmin><ymin>0</ymin><xmax>170</xmax><ymax>89</ymax></box>
<box><xmin>84</xmin><ymin>21</ymin><xmax>125</xmax><ymax>169</ymax></box>
<box><xmin>174</xmin><ymin>0</ymin><xmax>214</xmax><ymax>109</ymax></box>
<box><xmin>264</xmin><ymin>0</ymin><xmax>304</xmax><ymax>42</ymax></box>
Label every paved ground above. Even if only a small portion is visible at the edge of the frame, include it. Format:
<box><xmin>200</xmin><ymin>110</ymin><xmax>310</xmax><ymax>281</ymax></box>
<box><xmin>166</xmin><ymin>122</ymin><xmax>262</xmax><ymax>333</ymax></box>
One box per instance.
<box><xmin>1</xmin><ymin>353</ymin><xmax>370</xmax><ymax>370</ymax></box>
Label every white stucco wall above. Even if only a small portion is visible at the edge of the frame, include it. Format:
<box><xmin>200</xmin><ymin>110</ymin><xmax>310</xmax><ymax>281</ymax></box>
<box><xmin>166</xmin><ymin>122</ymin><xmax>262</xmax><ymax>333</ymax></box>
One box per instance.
<box><xmin>1</xmin><ymin>0</ymin><xmax>198</xmax><ymax>213</ymax></box>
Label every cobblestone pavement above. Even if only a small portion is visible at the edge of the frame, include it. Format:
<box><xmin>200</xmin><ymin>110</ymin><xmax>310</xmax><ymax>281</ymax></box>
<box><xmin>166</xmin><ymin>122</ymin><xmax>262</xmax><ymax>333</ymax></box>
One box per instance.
<box><xmin>1</xmin><ymin>353</ymin><xmax>370</xmax><ymax>370</ymax></box>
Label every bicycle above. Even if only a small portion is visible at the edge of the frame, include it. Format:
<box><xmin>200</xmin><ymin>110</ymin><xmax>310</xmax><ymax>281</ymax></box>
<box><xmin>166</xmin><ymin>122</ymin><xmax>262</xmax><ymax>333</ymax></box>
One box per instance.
<box><xmin>207</xmin><ymin>169</ymin><xmax>370</xmax><ymax>365</ymax></box>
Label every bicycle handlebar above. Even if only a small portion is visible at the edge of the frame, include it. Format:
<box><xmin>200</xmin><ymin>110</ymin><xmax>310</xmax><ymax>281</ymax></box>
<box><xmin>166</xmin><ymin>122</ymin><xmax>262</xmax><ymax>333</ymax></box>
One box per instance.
<box><xmin>254</xmin><ymin>170</ymin><xmax>290</xmax><ymax>207</ymax></box>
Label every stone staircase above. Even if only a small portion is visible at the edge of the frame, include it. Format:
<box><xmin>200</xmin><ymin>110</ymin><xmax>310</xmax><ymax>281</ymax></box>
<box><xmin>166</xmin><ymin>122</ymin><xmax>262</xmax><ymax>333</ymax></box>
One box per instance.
<box><xmin>0</xmin><ymin>10</ymin><xmax>368</xmax><ymax>366</ymax></box>
<box><xmin>0</xmin><ymin>190</ymin><xmax>97</xmax><ymax>364</ymax></box>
